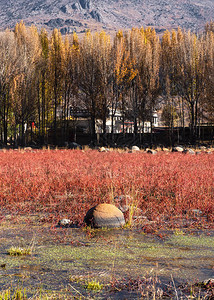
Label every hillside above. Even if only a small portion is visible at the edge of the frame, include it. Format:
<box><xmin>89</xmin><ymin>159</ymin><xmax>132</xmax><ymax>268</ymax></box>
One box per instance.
<box><xmin>0</xmin><ymin>0</ymin><xmax>213</xmax><ymax>34</ymax></box>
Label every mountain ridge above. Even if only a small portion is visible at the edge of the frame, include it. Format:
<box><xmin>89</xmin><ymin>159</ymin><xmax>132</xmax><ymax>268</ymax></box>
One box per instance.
<box><xmin>0</xmin><ymin>0</ymin><xmax>213</xmax><ymax>34</ymax></box>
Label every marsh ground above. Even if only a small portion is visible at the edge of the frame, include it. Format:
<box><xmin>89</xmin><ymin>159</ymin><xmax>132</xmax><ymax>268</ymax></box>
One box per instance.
<box><xmin>0</xmin><ymin>219</ymin><xmax>213</xmax><ymax>299</ymax></box>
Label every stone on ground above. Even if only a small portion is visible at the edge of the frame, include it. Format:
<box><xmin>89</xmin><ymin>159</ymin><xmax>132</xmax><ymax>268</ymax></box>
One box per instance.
<box><xmin>58</xmin><ymin>219</ymin><xmax>71</xmax><ymax>227</ymax></box>
<box><xmin>84</xmin><ymin>203</ymin><xmax>125</xmax><ymax>228</ymax></box>
<box><xmin>131</xmin><ymin>146</ymin><xmax>140</xmax><ymax>152</ymax></box>
<box><xmin>172</xmin><ymin>146</ymin><xmax>184</xmax><ymax>152</ymax></box>
<box><xmin>99</xmin><ymin>147</ymin><xmax>109</xmax><ymax>152</ymax></box>
<box><xmin>68</xmin><ymin>142</ymin><xmax>82</xmax><ymax>149</ymax></box>
<box><xmin>147</xmin><ymin>149</ymin><xmax>157</xmax><ymax>154</ymax></box>
<box><xmin>187</xmin><ymin>149</ymin><xmax>195</xmax><ymax>154</ymax></box>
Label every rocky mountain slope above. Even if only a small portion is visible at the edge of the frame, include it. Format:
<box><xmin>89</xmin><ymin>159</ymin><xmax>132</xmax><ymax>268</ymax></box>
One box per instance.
<box><xmin>0</xmin><ymin>0</ymin><xmax>213</xmax><ymax>34</ymax></box>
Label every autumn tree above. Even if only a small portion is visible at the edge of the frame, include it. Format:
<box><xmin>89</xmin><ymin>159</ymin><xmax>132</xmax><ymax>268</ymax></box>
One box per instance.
<box><xmin>128</xmin><ymin>27</ymin><xmax>160</xmax><ymax>140</ymax></box>
<box><xmin>126</xmin><ymin>28</ymin><xmax>140</xmax><ymax>136</ymax></box>
<box><xmin>61</xmin><ymin>33</ymin><xmax>81</xmax><ymax>143</ymax></box>
<box><xmin>205</xmin><ymin>21</ymin><xmax>214</xmax><ymax>34</ymax></box>
<box><xmin>202</xmin><ymin>29</ymin><xmax>214</xmax><ymax>123</ymax></box>
<box><xmin>34</xmin><ymin>28</ymin><xmax>50</xmax><ymax>144</ymax></box>
<box><xmin>49</xmin><ymin>29</ymin><xmax>65</xmax><ymax>145</ymax></box>
<box><xmin>78</xmin><ymin>31</ymin><xmax>103</xmax><ymax>143</ymax></box>
<box><xmin>175</xmin><ymin>30</ymin><xmax>207</xmax><ymax>143</ymax></box>
<box><xmin>161</xmin><ymin>29</ymin><xmax>180</xmax><ymax>145</ymax></box>
<box><xmin>111</xmin><ymin>30</ymin><xmax>130</xmax><ymax>138</ymax></box>
<box><xmin>0</xmin><ymin>30</ymin><xmax>17</xmax><ymax>145</ymax></box>
<box><xmin>95</xmin><ymin>31</ymin><xmax>113</xmax><ymax>143</ymax></box>
<box><xmin>12</xmin><ymin>22</ymin><xmax>41</xmax><ymax>146</ymax></box>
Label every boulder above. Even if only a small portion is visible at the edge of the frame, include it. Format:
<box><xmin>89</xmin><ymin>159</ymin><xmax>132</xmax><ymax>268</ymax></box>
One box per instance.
<box><xmin>58</xmin><ymin>219</ymin><xmax>71</xmax><ymax>227</ymax></box>
<box><xmin>199</xmin><ymin>146</ymin><xmax>207</xmax><ymax>151</ymax></box>
<box><xmin>147</xmin><ymin>149</ymin><xmax>157</xmax><ymax>155</ymax></box>
<box><xmin>172</xmin><ymin>146</ymin><xmax>184</xmax><ymax>152</ymax></box>
<box><xmin>68</xmin><ymin>142</ymin><xmax>82</xmax><ymax>149</ymax></box>
<box><xmin>84</xmin><ymin>203</ymin><xmax>125</xmax><ymax>228</ymax></box>
<box><xmin>58</xmin><ymin>219</ymin><xmax>79</xmax><ymax>228</ymax></box>
<box><xmin>24</xmin><ymin>147</ymin><xmax>33</xmax><ymax>152</ymax></box>
<box><xmin>188</xmin><ymin>149</ymin><xmax>195</xmax><ymax>155</ymax></box>
<box><xmin>183</xmin><ymin>148</ymin><xmax>195</xmax><ymax>154</ymax></box>
<box><xmin>99</xmin><ymin>147</ymin><xmax>108</xmax><ymax>152</ymax></box>
<box><xmin>131</xmin><ymin>145</ymin><xmax>140</xmax><ymax>152</ymax></box>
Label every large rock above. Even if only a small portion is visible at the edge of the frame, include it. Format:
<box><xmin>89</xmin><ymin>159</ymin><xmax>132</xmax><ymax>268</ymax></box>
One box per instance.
<box><xmin>98</xmin><ymin>147</ymin><xmax>109</xmax><ymax>152</ymax></box>
<box><xmin>147</xmin><ymin>149</ymin><xmax>157</xmax><ymax>155</ymax></box>
<box><xmin>187</xmin><ymin>149</ymin><xmax>195</xmax><ymax>155</ymax></box>
<box><xmin>84</xmin><ymin>203</ymin><xmax>125</xmax><ymax>228</ymax></box>
<box><xmin>172</xmin><ymin>146</ymin><xmax>184</xmax><ymax>152</ymax></box>
<box><xmin>58</xmin><ymin>219</ymin><xmax>71</xmax><ymax>227</ymax></box>
<box><xmin>131</xmin><ymin>145</ymin><xmax>140</xmax><ymax>152</ymax></box>
<box><xmin>58</xmin><ymin>219</ymin><xmax>79</xmax><ymax>228</ymax></box>
<box><xmin>199</xmin><ymin>146</ymin><xmax>207</xmax><ymax>151</ymax></box>
<box><xmin>68</xmin><ymin>142</ymin><xmax>82</xmax><ymax>149</ymax></box>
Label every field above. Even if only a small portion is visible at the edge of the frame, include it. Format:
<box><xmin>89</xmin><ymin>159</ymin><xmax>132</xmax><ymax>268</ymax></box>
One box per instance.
<box><xmin>0</xmin><ymin>149</ymin><xmax>214</xmax><ymax>299</ymax></box>
<box><xmin>0</xmin><ymin>149</ymin><xmax>213</xmax><ymax>228</ymax></box>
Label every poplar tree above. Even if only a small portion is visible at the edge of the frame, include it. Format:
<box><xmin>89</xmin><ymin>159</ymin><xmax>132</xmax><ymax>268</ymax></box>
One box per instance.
<box><xmin>35</xmin><ymin>28</ymin><xmax>50</xmax><ymax>144</ymax></box>
<box><xmin>0</xmin><ymin>30</ymin><xmax>17</xmax><ymax>145</ymax></box>
<box><xmin>112</xmin><ymin>30</ymin><xmax>131</xmax><ymax>136</ymax></box>
<box><xmin>49</xmin><ymin>29</ymin><xmax>64</xmax><ymax>145</ymax></box>
<box><xmin>176</xmin><ymin>30</ymin><xmax>206</xmax><ymax>143</ymax></box>
<box><xmin>202</xmin><ymin>29</ymin><xmax>214</xmax><ymax>123</ymax></box>
<box><xmin>13</xmin><ymin>22</ymin><xmax>41</xmax><ymax>146</ymax></box>
<box><xmin>96</xmin><ymin>31</ymin><xmax>112</xmax><ymax>143</ymax></box>
<box><xmin>78</xmin><ymin>31</ymin><xmax>102</xmax><ymax>143</ymax></box>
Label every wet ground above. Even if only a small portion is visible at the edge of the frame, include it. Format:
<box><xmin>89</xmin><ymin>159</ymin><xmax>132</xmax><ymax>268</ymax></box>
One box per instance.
<box><xmin>0</xmin><ymin>222</ymin><xmax>213</xmax><ymax>299</ymax></box>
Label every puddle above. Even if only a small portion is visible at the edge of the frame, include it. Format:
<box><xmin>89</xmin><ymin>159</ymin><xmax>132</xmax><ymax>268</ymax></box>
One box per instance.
<box><xmin>0</xmin><ymin>225</ymin><xmax>213</xmax><ymax>298</ymax></box>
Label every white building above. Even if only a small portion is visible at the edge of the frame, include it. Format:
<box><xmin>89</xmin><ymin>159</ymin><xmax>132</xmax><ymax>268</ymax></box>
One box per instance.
<box><xmin>96</xmin><ymin>110</ymin><xmax>159</xmax><ymax>134</ymax></box>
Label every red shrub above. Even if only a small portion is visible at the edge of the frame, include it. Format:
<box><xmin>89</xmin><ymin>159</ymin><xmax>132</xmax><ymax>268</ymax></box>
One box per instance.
<box><xmin>0</xmin><ymin>149</ymin><xmax>213</xmax><ymax>227</ymax></box>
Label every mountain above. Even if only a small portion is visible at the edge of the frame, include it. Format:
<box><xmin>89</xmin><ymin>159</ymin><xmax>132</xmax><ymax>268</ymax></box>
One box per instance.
<box><xmin>0</xmin><ymin>0</ymin><xmax>213</xmax><ymax>34</ymax></box>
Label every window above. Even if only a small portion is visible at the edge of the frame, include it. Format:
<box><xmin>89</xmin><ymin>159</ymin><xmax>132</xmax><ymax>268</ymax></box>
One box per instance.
<box><xmin>153</xmin><ymin>116</ymin><xmax>158</xmax><ymax>126</ymax></box>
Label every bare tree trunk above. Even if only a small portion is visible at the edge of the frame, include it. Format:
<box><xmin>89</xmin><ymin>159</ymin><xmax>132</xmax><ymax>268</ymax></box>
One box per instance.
<box><xmin>102</xmin><ymin>101</ymin><xmax>107</xmax><ymax>146</ymax></box>
<box><xmin>41</xmin><ymin>73</ymin><xmax>46</xmax><ymax>145</ymax></box>
<box><xmin>37</xmin><ymin>84</ymin><xmax>41</xmax><ymax>145</ymax></box>
<box><xmin>3</xmin><ymin>101</ymin><xmax>8</xmax><ymax>146</ymax></box>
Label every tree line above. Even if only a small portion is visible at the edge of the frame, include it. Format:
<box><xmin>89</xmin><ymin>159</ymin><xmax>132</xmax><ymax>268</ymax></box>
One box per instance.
<box><xmin>0</xmin><ymin>21</ymin><xmax>213</xmax><ymax>146</ymax></box>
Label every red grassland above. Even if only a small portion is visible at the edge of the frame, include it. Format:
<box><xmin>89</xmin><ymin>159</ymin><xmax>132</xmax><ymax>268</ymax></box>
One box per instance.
<box><xmin>0</xmin><ymin>149</ymin><xmax>213</xmax><ymax>229</ymax></box>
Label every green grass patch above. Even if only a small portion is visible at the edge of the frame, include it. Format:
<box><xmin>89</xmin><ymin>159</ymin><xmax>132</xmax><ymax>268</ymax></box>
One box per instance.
<box><xmin>7</xmin><ymin>247</ymin><xmax>31</xmax><ymax>256</ymax></box>
<box><xmin>85</xmin><ymin>279</ymin><xmax>103</xmax><ymax>291</ymax></box>
<box><xmin>0</xmin><ymin>288</ymin><xmax>27</xmax><ymax>300</ymax></box>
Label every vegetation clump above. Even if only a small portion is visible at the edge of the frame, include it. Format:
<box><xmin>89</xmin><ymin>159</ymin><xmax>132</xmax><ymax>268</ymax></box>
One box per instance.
<box><xmin>0</xmin><ymin>288</ymin><xmax>27</xmax><ymax>300</ymax></box>
<box><xmin>85</xmin><ymin>279</ymin><xmax>103</xmax><ymax>291</ymax></box>
<box><xmin>7</xmin><ymin>247</ymin><xmax>31</xmax><ymax>256</ymax></box>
